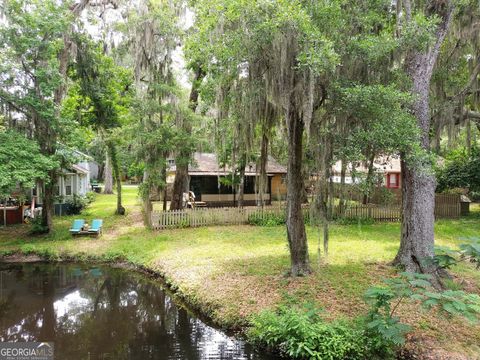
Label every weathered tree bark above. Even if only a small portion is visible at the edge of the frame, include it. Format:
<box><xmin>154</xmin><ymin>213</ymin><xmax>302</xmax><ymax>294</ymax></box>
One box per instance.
<box><xmin>394</xmin><ymin>1</ymin><xmax>454</xmax><ymax>281</ymax></box>
<box><xmin>170</xmin><ymin>66</ymin><xmax>205</xmax><ymax>210</ymax></box>
<box><xmin>103</xmin><ymin>152</ymin><xmax>113</xmax><ymax>194</ymax></box>
<box><xmin>362</xmin><ymin>151</ymin><xmax>376</xmax><ymax>205</ymax></box>
<box><xmin>237</xmin><ymin>158</ymin><xmax>246</xmax><ymax>207</ymax></box>
<box><xmin>107</xmin><ymin>142</ymin><xmax>125</xmax><ymax>215</ymax></box>
<box><xmin>41</xmin><ymin>177</ymin><xmax>55</xmax><ymax>231</ymax></box>
<box><xmin>257</xmin><ymin>131</ymin><xmax>269</xmax><ymax>207</ymax></box>
<box><xmin>286</xmin><ymin>108</ymin><xmax>310</xmax><ymax>276</ymax></box>
<box><xmin>33</xmin><ymin>80</ymin><xmax>56</xmax><ymax>233</ymax></box>
<box><xmin>142</xmin><ymin>170</ymin><xmax>153</xmax><ymax>227</ymax></box>
<box><xmin>339</xmin><ymin>158</ymin><xmax>347</xmax><ymax>215</ymax></box>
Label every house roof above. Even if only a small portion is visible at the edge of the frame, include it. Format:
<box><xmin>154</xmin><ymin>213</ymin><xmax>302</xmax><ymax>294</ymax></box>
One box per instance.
<box><xmin>71</xmin><ymin>164</ymin><xmax>89</xmax><ymax>175</ymax></box>
<box><xmin>332</xmin><ymin>155</ymin><xmax>401</xmax><ymax>175</ymax></box>
<box><xmin>169</xmin><ymin>152</ymin><xmax>287</xmax><ymax>176</ymax></box>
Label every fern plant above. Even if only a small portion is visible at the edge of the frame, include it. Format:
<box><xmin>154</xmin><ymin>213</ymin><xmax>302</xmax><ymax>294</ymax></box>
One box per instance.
<box><xmin>365</xmin><ymin>272</ymin><xmax>480</xmax><ymax>348</ymax></box>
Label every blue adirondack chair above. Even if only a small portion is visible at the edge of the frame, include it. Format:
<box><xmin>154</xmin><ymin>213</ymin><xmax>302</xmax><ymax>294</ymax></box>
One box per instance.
<box><xmin>88</xmin><ymin>219</ymin><xmax>103</xmax><ymax>236</ymax></box>
<box><xmin>70</xmin><ymin>219</ymin><xmax>85</xmax><ymax>235</ymax></box>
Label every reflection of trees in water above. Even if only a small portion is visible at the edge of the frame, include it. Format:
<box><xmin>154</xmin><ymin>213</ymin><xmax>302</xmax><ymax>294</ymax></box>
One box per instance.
<box><xmin>0</xmin><ymin>264</ymin><xmax>263</xmax><ymax>360</ymax></box>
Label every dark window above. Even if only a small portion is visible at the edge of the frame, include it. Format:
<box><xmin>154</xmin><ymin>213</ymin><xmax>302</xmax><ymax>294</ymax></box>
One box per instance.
<box><xmin>244</xmin><ymin>176</ymin><xmax>255</xmax><ymax>194</ymax></box>
<box><xmin>190</xmin><ymin>176</ymin><xmax>233</xmax><ymax>196</ymax></box>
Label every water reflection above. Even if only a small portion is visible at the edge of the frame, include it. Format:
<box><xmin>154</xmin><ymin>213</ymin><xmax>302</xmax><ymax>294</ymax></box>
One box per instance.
<box><xmin>0</xmin><ymin>263</ymin><xmax>274</xmax><ymax>360</ymax></box>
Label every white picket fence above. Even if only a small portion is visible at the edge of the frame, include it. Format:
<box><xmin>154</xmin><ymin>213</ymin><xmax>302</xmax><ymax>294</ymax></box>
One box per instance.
<box><xmin>151</xmin><ymin>206</ymin><xmax>285</xmax><ymax>230</ymax></box>
<box><xmin>151</xmin><ymin>194</ymin><xmax>461</xmax><ymax>230</ymax></box>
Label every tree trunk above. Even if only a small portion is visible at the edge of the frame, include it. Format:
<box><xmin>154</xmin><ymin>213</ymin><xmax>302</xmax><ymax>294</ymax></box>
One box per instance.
<box><xmin>339</xmin><ymin>158</ymin><xmax>347</xmax><ymax>215</ymax></box>
<box><xmin>394</xmin><ymin>2</ymin><xmax>454</xmax><ymax>281</ymax></box>
<box><xmin>286</xmin><ymin>109</ymin><xmax>310</xmax><ymax>276</ymax></box>
<box><xmin>104</xmin><ymin>152</ymin><xmax>113</xmax><ymax>194</ymax></box>
<box><xmin>170</xmin><ymin>163</ymin><xmax>189</xmax><ymax>210</ymax></box>
<box><xmin>144</xmin><ymin>197</ymin><xmax>153</xmax><ymax>228</ymax></box>
<box><xmin>170</xmin><ymin>66</ymin><xmax>205</xmax><ymax>210</ymax></box>
<box><xmin>363</xmin><ymin>151</ymin><xmax>376</xmax><ymax>205</ymax></box>
<box><xmin>40</xmin><ymin>174</ymin><xmax>55</xmax><ymax>233</ymax></box>
<box><xmin>3</xmin><ymin>200</ymin><xmax>6</xmax><ymax>227</ymax></box>
<box><xmin>108</xmin><ymin>142</ymin><xmax>125</xmax><ymax>215</ymax></box>
<box><xmin>237</xmin><ymin>161</ymin><xmax>246</xmax><ymax>208</ymax></box>
<box><xmin>257</xmin><ymin>128</ymin><xmax>269</xmax><ymax>207</ymax></box>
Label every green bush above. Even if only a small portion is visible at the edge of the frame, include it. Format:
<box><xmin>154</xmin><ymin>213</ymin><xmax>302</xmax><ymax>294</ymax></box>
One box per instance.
<box><xmin>65</xmin><ymin>194</ymin><xmax>88</xmax><ymax>215</ymax></box>
<box><xmin>364</xmin><ymin>272</ymin><xmax>480</xmax><ymax>351</ymax></box>
<box><xmin>247</xmin><ymin>212</ymin><xmax>286</xmax><ymax>226</ymax></box>
<box><xmin>436</xmin><ymin>147</ymin><xmax>480</xmax><ymax>193</ymax></box>
<box><xmin>247</xmin><ymin>210</ymin><xmax>312</xmax><ymax>226</ymax></box>
<box><xmin>29</xmin><ymin>216</ymin><xmax>49</xmax><ymax>235</ymax></box>
<box><xmin>85</xmin><ymin>191</ymin><xmax>96</xmax><ymax>204</ymax></box>
<box><xmin>248</xmin><ymin>303</ymin><xmax>393</xmax><ymax>360</ymax></box>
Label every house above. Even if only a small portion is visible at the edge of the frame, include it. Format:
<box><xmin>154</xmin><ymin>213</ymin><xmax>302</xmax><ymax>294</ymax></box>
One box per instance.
<box><xmin>167</xmin><ymin>152</ymin><xmax>287</xmax><ymax>206</ymax></box>
<box><xmin>33</xmin><ymin>151</ymin><xmax>93</xmax><ymax>215</ymax></box>
<box><xmin>1</xmin><ymin>150</ymin><xmax>93</xmax><ymax>225</ymax></box>
<box><xmin>331</xmin><ymin>156</ymin><xmax>402</xmax><ymax>189</ymax></box>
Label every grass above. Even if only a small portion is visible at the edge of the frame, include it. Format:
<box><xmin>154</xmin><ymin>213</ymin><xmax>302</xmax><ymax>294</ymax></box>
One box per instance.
<box><xmin>1</xmin><ymin>187</ymin><xmax>479</xmax><ymax>358</ymax></box>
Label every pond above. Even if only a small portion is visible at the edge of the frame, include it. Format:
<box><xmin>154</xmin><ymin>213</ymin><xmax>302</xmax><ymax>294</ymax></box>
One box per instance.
<box><xmin>0</xmin><ymin>263</ymin><xmax>275</xmax><ymax>360</ymax></box>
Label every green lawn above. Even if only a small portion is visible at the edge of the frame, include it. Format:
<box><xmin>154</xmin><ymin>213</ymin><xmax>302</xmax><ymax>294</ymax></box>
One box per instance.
<box><xmin>1</xmin><ymin>186</ymin><xmax>479</xmax><ymax>358</ymax></box>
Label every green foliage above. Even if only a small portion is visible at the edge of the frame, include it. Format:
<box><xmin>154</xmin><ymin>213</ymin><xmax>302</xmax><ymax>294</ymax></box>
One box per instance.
<box><xmin>400</xmin><ymin>13</ymin><xmax>440</xmax><ymax>52</ymax></box>
<box><xmin>336</xmin><ymin>84</ymin><xmax>419</xmax><ymax>160</ymax></box>
<box><xmin>431</xmin><ymin>239</ymin><xmax>480</xmax><ymax>270</ymax></box>
<box><xmin>0</xmin><ymin>130</ymin><xmax>57</xmax><ymax>196</ymax></box>
<box><xmin>436</xmin><ymin>147</ymin><xmax>480</xmax><ymax>193</ymax></box>
<box><xmin>0</xmin><ymin>0</ymin><xmax>73</xmax><ymax>140</ymax></box>
<box><xmin>248</xmin><ymin>212</ymin><xmax>286</xmax><ymax>226</ymax></box>
<box><xmin>459</xmin><ymin>239</ymin><xmax>480</xmax><ymax>269</ymax></box>
<box><xmin>248</xmin><ymin>303</ymin><xmax>371</xmax><ymax>360</ymax></box>
<box><xmin>365</xmin><ymin>272</ymin><xmax>480</xmax><ymax>348</ymax></box>
<box><xmin>29</xmin><ymin>216</ymin><xmax>49</xmax><ymax>235</ymax></box>
<box><xmin>432</xmin><ymin>246</ymin><xmax>458</xmax><ymax>269</ymax></box>
<box><xmin>65</xmin><ymin>195</ymin><xmax>88</xmax><ymax>215</ymax></box>
<box><xmin>85</xmin><ymin>191</ymin><xmax>96</xmax><ymax>205</ymax></box>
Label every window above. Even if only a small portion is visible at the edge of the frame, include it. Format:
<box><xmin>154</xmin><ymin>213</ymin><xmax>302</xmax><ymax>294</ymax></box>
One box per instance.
<box><xmin>65</xmin><ymin>175</ymin><xmax>73</xmax><ymax>196</ymax></box>
<box><xmin>390</xmin><ymin>174</ymin><xmax>397</xmax><ymax>185</ymax></box>
<box><xmin>168</xmin><ymin>159</ymin><xmax>175</xmax><ymax>166</ymax></box>
<box><xmin>387</xmin><ymin>173</ymin><xmax>399</xmax><ymax>188</ymax></box>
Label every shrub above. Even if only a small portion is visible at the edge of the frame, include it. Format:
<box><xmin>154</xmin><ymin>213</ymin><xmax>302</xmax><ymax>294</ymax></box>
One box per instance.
<box><xmin>85</xmin><ymin>191</ymin><xmax>96</xmax><ymax>204</ymax></box>
<box><xmin>29</xmin><ymin>216</ymin><xmax>49</xmax><ymax>235</ymax></box>
<box><xmin>247</xmin><ymin>212</ymin><xmax>286</xmax><ymax>226</ymax></box>
<box><xmin>247</xmin><ymin>210</ymin><xmax>311</xmax><ymax>226</ymax></box>
<box><xmin>65</xmin><ymin>194</ymin><xmax>88</xmax><ymax>215</ymax></box>
<box><xmin>365</xmin><ymin>272</ymin><xmax>480</xmax><ymax>351</ymax></box>
<box><xmin>248</xmin><ymin>303</ymin><xmax>391</xmax><ymax>360</ymax></box>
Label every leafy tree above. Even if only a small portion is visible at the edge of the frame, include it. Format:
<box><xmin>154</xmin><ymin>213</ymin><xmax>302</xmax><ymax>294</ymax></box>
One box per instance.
<box><xmin>0</xmin><ymin>130</ymin><xmax>57</xmax><ymax>203</ymax></box>
<box><xmin>0</xmin><ymin>0</ymin><xmax>76</xmax><ymax>232</ymax></box>
<box><xmin>189</xmin><ymin>0</ymin><xmax>340</xmax><ymax>275</ymax></box>
<box><xmin>436</xmin><ymin>147</ymin><xmax>480</xmax><ymax>194</ymax></box>
<box><xmin>118</xmin><ymin>0</ymin><xmax>187</xmax><ymax>224</ymax></box>
<box><xmin>392</xmin><ymin>1</ymin><xmax>475</xmax><ymax>282</ymax></box>
<box><xmin>72</xmin><ymin>36</ymin><xmax>133</xmax><ymax>215</ymax></box>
